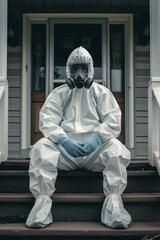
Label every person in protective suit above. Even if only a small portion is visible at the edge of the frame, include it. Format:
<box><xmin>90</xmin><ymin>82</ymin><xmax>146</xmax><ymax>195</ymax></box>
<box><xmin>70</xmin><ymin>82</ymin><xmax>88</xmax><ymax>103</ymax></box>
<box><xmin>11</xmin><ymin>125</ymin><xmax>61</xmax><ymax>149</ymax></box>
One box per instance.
<box><xmin>26</xmin><ymin>46</ymin><xmax>132</xmax><ymax>229</ymax></box>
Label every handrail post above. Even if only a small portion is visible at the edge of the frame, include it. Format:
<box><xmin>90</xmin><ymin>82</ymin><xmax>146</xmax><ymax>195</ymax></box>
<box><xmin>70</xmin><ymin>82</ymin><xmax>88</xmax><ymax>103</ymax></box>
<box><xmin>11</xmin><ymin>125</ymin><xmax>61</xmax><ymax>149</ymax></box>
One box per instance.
<box><xmin>148</xmin><ymin>78</ymin><xmax>160</xmax><ymax>167</ymax></box>
<box><xmin>159</xmin><ymin>111</ymin><xmax>160</xmax><ymax>159</ymax></box>
<box><xmin>0</xmin><ymin>0</ymin><xmax>8</xmax><ymax>162</ymax></box>
<box><xmin>148</xmin><ymin>78</ymin><xmax>160</xmax><ymax>174</ymax></box>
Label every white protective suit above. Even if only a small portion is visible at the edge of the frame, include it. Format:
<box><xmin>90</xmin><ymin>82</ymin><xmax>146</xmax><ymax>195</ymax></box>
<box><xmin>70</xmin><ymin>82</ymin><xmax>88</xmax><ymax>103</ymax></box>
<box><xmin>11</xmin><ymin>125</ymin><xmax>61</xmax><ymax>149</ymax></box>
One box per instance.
<box><xmin>26</xmin><ymin>46</ymin><xmax>131</xmax><ymax>229</ymax></box>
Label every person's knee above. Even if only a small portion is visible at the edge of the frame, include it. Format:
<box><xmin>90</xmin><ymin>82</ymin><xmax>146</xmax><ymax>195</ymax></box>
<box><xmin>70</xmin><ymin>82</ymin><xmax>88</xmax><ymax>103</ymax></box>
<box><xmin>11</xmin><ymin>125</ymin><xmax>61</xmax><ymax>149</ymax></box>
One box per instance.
<box><xmin>34</xmin><ymin>137</ymin><xmax>52</xmax><ymax>148</ymax></box>
<box><xmin>30</xmin><ymin>137</ymin><xmax>57</xmax><ymax>155</ymax></box>
<box><xmin>108</xmin><ymin>138</ymin><xmax>122</xmax><ymax>147</ymax></box>
<box><xmin>100</xmin><ymin>138</ymin><xmax>130</xmax><ymax>165</ymax></box>
<box><xmin>109</xmin><ymin>138</ymin><xmax>130</xmax><ymax>156</ymax></box>
<box><xmin>29</xmin><ymin>137</ymin><xmax>60</xmax><ymax>166</ymax></box>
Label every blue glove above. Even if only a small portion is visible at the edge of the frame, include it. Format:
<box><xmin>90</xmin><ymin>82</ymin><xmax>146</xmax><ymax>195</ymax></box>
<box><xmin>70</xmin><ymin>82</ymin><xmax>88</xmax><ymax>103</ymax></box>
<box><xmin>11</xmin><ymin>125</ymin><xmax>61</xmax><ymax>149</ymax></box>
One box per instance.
<box><xmin>83</xmin><ymin>134</ymin><xmax>102</xmax><ymax>155</ymax></box>
<box><xmin>58</xmin><ymin>136</ymin><xmax>87</xmax><ymax>158</ymax></box>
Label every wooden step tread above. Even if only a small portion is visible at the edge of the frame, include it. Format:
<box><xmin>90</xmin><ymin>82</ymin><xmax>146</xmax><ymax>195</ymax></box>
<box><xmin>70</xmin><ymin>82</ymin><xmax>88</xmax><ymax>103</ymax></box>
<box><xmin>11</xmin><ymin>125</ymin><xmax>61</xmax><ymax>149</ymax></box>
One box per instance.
<box><xmin>0</xmin><ymin>222</ymin><xmax>159</xmax><ymax>236</ymax></box>
<box><xmin>0</xmin><ymin>169</ymin><xmax>158</xmax><ymax>177</ymax></box>
<box><xmin>0</xmin><ymin>192</ymin><xmax>160</xmax><ymax>203</ymax></box>
<box><xmin>1</xmin><ymin>159</ymin><xmax>156</xmax><ymax>171</ymax></box>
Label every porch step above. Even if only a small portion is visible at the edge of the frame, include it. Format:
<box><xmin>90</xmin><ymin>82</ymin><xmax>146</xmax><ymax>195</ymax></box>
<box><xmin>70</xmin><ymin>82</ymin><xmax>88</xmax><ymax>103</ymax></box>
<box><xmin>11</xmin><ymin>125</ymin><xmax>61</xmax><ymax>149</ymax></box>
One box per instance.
<box><xmin>1</xmin><ymin>159</ymin><xmax>151</xmax><ymax>169</ymax></box>
<box><xmin>0</xmin><ymin>160</ymin><xmax>160</xmax><ymax>239</ymax></box>
<box><xmin>0</xmin><ymin>222</ymin><xmax>159</xmax><ymax>238</ymax></box>
<box><xmin>0</xmin><ymin>192</ymin><xmax>160</xmax><ymax>223</ymax></box>
<box><xmin>0</xmin><ymin>169</ymin><xmax>160</xmax><ymax>193</ymax></box>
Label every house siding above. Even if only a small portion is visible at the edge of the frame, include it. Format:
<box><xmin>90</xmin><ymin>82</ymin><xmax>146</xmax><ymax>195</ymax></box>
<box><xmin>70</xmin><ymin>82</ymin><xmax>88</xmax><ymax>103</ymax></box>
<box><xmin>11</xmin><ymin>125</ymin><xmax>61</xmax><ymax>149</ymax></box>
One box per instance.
<box><xmin>8</xmin><ymin>47</ymin><xmax>21</xmax><ymax>158</ymax></box>
<box><xmin>135</xmin><ymin>45</ymin><xmax>150</xmax><ymax>159</ymax></box>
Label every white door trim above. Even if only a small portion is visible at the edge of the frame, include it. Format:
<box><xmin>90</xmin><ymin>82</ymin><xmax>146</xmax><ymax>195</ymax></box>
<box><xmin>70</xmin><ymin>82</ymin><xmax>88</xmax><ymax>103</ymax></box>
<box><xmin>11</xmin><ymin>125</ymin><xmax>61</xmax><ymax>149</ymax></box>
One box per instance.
<box><xmin>21</xmin><ymin>13</ymin><xmax>134</xmax><ymax>154</ymax></box>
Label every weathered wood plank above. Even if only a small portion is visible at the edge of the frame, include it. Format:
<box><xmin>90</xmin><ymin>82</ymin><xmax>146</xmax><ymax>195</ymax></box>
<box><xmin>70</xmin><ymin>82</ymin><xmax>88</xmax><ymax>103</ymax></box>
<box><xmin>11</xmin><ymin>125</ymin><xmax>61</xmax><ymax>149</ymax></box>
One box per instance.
<box><xmin>0</xmin><ymin>222</ymin><xmax>159</xmax><ymax>237</ymax></box>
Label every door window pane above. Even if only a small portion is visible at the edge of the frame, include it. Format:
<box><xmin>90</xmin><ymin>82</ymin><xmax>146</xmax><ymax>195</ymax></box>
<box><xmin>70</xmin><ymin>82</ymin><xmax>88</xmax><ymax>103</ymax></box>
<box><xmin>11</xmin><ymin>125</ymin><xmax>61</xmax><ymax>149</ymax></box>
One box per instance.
<box><xmin>53</xmin><ymin>23</ymin><xmax>102</xmax><ymax>87</ymax></box>
<box><xmin>31</xmin><ymin>24</ymin><xmax>46</xmax><ymax>144</ymax></box>
<box><xmin>110</xmin><ymin>24</ymin><xmax>124</xmax><ymax>92</ymax></box>
<box><xmin>110</xmin><ymin>24</ymin><xmax>125</xmax><ymax>143</ymax></box>
<box><xmin>31</xmin><ymin>24</ymin><xmax>46</xmax><ymax>92</ymax></box>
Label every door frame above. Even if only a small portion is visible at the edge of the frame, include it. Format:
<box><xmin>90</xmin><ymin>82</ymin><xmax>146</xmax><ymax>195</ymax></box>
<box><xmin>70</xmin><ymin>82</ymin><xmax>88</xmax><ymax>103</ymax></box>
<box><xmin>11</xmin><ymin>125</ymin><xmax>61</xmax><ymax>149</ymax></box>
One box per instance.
<box><xmin>21</xmin><ymin>13</ymin><xmax>134</xmax><ymax>157</ymax></box>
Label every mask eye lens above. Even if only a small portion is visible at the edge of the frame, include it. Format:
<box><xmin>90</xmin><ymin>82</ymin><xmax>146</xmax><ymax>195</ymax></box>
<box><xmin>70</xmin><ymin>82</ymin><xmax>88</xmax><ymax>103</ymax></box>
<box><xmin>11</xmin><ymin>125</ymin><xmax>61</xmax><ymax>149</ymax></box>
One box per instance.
<box><xmin>81</xmin><ymin>65</ymin><xmax>88</xmax><ymax>73</ymax></box>
<box><xmin>70</xmin><ymin>64</ymin><xmax>88</xmax><ymax>74</ymax></box>
<box><xmin>70</xmin><ymin>65</ymin><xmax>78</xmax><ymax>74</ymax></box>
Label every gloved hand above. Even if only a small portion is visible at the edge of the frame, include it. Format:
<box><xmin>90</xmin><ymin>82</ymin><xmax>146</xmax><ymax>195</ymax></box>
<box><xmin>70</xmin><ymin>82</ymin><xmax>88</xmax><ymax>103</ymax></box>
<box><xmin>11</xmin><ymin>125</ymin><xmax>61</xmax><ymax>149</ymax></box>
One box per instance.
<box><xmin>58</xmin><ymin>136</ymin><xmax>87</xmax><ymax>158</ymax></box>
<box><xmin>83</xmin><ymin>134</ymin><xmax>102</xmax><ymax>155</ymax></box>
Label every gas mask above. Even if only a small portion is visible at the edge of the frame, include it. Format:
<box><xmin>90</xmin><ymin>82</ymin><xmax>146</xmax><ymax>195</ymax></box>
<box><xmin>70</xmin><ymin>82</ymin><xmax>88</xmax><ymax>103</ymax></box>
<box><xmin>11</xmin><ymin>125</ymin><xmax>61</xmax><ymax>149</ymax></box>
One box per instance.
<box><xmin>66</xmin><ymin>63</ymin><xmax>93</xmax><ymax>89</ymax></box>
<box><xmin>66</xmin><ymin>46</ymin><xmax>94</xmax><ymax>89</ymax></box>
<box><xmin>70</xmin><ymin>64</ymin><xmax>88</xmax><ymax>88</ymax></box>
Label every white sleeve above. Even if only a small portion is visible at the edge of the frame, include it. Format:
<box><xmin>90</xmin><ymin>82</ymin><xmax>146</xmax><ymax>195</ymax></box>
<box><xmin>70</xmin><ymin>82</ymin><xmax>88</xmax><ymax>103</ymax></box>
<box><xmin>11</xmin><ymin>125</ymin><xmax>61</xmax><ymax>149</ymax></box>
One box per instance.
<box><xmin>39</xmin><ymin>90</ymin><xmax>66</xmax><ymax>143</ymax></box>
<box><xmin>94</xmin><ymin>89</ymin><xmax>121</xmax><ymax>142</ymax></box>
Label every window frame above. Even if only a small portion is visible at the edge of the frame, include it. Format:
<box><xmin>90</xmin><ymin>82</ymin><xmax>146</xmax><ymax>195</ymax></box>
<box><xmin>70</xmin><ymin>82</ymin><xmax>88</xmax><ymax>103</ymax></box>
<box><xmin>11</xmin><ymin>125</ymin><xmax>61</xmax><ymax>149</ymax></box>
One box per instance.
<box><xmin>49</xmin><ymin>18</ymin><xmax>107</xmax><ymax>91</ymax></box>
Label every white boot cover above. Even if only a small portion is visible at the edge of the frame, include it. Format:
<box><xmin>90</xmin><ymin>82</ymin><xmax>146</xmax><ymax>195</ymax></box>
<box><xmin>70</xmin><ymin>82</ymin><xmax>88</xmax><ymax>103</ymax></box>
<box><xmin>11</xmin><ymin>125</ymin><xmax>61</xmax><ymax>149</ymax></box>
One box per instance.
<box><xmin>26</xmin><ymin>195</ymin><xmax>53</xmax><ymax>228</ymax></box>
<box><xmin>101</xmin><ymin>194</ymin><xmax>131</xmax><ymax>229</ymax></box>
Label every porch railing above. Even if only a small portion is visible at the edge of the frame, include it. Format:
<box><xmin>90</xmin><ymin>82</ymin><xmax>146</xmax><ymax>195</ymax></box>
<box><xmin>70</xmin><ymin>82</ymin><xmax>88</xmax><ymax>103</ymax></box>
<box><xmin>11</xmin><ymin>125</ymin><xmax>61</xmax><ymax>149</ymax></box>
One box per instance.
<box><xmin>148</xmin><ymin>77</ymin><xmax>160</xmax><ymax>175</ymax></box>
<box><xmin>0</xmin><ymin>83</ymin><xmax>8</xmax><ymax>162</ymax></box>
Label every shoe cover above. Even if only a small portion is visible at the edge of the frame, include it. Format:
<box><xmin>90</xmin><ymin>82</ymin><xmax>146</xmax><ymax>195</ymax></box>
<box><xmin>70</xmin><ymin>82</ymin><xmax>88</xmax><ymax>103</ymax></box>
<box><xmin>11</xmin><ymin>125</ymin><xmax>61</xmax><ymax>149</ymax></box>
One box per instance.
<box><xmin>26</xmin><ymin>195</ymin><xmax>53</xmax><ymax>228</ymax></box>
<box><xmin>101</xmin><ymin>194</ymin><xmax>131</xmax><ymax>229</ymax></box>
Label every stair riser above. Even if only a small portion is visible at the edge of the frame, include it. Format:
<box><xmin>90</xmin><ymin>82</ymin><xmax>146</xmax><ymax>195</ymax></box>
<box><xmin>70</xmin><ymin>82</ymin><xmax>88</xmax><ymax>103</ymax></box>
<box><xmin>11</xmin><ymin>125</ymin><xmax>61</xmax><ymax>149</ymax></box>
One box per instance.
<box><xmin>0</xmin><ymin>175</ymin><xmax>160</xmax><ymax>193</ymax></box>
<box><xmin>0</xmin><ymin>201</ymin><xmax>160</xmax><ymax>223</ymax></box>
<box><xmin>0</xmin><ymin>176</ymin><xmax>29</xmax><ymax>193</ymax></box>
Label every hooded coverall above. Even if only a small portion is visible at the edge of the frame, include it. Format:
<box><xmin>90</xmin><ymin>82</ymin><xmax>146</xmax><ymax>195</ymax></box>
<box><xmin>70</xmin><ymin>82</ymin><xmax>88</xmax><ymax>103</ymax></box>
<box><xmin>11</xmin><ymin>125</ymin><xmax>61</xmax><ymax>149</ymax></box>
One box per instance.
<box><xmin>26</xmin><ymin>47</ymin><xmax>131</xmax><ymax>229</ymax></box>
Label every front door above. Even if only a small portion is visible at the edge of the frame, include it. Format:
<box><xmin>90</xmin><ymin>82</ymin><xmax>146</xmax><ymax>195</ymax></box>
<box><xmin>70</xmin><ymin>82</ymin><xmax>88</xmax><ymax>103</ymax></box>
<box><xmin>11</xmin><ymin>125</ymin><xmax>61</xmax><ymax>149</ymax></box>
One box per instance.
<box><xmin>30</xmin><ymin>19</ymin><xmax>126</xmax><ymax>145</ymax></box>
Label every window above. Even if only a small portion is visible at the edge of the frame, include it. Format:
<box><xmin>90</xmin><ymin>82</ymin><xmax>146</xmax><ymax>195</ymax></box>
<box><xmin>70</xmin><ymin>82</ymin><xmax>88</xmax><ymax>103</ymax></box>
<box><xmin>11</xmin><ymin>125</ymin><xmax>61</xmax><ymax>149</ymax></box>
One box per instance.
<box><xmin>49</xmin><ymin>19</ymin><xmax>106</xmax><ymax>91</ymax></box>
<box><xmin>31</xmin><ymin>24</ymin><xmax>46</xmax><ymax>93</ymax></box>
<box><xmin>110</xmin><ymin>24</ymin><xmax>125</xmax><ymax>93</ymax></box>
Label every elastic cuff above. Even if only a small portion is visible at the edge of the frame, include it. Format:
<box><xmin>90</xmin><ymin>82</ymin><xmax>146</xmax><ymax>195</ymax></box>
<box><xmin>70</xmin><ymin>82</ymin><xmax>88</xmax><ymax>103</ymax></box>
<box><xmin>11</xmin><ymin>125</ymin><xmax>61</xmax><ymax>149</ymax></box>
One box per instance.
<box><xmin>36</xmin><ymin>194</ymin><xmax>51</xmax><ymax>201</ymax></box>
<box><xmin>57</xmin><ymin>136</ymin><xmax>69</xmax><ymax>145</ymax></box>
<box><xmin>92</xmin><ymin>133</ymin><xmax>102</xmax><ymax>144</ymax></box>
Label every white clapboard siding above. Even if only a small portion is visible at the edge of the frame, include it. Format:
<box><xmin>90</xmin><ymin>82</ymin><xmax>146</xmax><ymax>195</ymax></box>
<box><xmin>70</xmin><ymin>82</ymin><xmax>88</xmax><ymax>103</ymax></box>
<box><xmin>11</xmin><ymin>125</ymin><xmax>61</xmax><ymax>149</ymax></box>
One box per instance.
<box><xmin>135</xmin><ymin>45</ymin><xmax>150</xmax><ymax>159</ymax></box>
<box><xmin>8</xmin><ymin>76</ymin><xmax>21</xmax><ymax>87</ymax></box>
<box><xmin>7</xmin><ymin>47</ymin><xmax>21</xmax><ymax>158</ymax></box>
<box><xmin>135</xmin><ymin>76</ymin><xmax>150</xmax><ymax>88</ymax></box>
